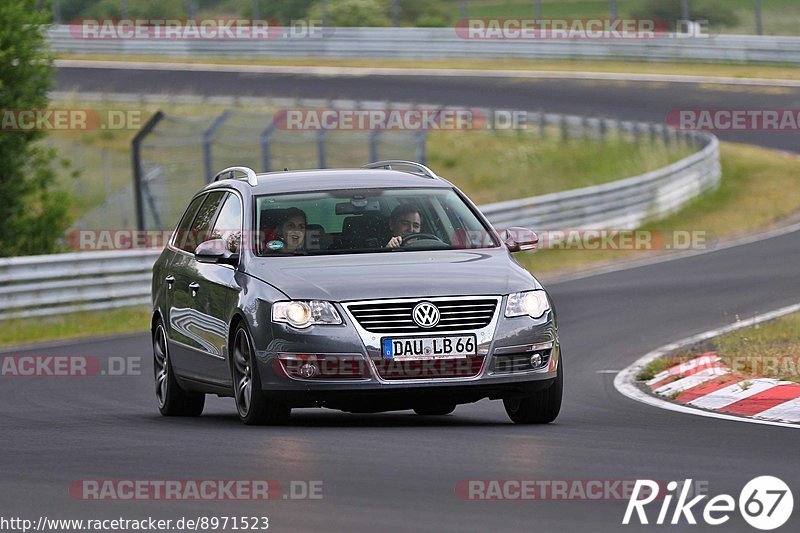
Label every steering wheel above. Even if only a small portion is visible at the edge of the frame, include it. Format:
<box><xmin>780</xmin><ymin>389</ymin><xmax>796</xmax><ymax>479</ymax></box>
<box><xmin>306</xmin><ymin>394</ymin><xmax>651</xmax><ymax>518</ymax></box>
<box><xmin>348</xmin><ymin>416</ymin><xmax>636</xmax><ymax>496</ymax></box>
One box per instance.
<box><xmin>400</xmin><ymin>233</ymin><xmax>445</xmax><ymax>246</ymax></box>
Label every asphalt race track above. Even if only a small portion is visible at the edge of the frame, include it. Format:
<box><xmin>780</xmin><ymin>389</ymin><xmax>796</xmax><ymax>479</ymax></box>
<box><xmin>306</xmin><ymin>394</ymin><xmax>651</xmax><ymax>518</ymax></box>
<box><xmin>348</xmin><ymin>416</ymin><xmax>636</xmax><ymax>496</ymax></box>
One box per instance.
<box><xmin>1</xmin><ymin>66</ymin><xmax>798</xmax><ymax>532</ymax></box>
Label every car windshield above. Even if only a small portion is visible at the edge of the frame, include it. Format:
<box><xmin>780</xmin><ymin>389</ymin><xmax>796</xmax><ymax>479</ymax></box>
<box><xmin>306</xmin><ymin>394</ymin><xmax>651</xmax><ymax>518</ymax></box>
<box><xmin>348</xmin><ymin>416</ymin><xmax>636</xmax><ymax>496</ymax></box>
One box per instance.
<box><xmin>254</xmin><ymin>187</ymin><xmax>499</xmax><ymax>256</ymax></box>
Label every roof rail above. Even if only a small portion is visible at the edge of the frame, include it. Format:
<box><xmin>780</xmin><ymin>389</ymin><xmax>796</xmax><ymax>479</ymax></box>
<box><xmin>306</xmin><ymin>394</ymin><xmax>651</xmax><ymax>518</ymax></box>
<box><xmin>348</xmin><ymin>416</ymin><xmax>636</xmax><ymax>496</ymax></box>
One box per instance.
<box><xmin>362</xmin><ymin>160</ymin><xmax>439</xmax><ymax>179</ymax></box>
<box><xmin>214</xmin><ymin>166</ymin><xmax>258</xmax><ymax>186</ymax></box>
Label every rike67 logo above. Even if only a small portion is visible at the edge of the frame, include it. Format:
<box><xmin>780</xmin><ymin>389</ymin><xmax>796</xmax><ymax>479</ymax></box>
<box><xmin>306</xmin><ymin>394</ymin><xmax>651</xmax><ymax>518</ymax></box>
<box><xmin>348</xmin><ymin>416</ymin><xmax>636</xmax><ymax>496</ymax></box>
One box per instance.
<box><xmin>624</xmin><ymin>476</ymin><xmax>793</xmax><ymax>530</ymax></box>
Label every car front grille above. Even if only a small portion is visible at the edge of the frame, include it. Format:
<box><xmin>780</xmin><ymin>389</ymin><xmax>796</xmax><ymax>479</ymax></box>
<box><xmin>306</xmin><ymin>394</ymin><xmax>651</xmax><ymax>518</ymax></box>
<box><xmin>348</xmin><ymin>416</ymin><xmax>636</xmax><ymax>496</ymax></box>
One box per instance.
<box><xmin>346</xmin><ymin>297</ymin><xmax>499</xmax><ymax>334</ymax></box>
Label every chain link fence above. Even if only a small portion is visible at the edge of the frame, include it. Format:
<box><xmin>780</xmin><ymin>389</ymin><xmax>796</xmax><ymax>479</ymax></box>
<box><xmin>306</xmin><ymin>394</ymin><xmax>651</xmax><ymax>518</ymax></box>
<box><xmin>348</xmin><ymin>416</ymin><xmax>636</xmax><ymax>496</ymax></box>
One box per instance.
<box><xmin>133</xmin><ymin>99</ymin><xmax>422</xmax><ymax>231</ymax></box>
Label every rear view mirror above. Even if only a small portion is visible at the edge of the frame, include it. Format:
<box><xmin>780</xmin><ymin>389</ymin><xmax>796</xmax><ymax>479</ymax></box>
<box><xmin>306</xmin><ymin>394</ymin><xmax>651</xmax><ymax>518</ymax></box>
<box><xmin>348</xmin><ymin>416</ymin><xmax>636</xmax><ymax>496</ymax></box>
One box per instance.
<box><xmin>501</xmin><ymin>227</ymin><xmax>538</xmax><ymax>253</ymax></box>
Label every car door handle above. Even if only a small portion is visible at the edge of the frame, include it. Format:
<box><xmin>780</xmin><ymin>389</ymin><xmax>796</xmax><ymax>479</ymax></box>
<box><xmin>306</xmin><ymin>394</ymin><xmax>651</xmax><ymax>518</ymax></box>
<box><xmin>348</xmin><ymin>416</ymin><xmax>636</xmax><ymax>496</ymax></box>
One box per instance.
<box><xmin>189</xmin><ymin>282</ymin><xmax>200</xmax><ymax>295</ymax></box>
<box><xmin>165</xmin><ymin>275</ymin><xmax>175</xmax><ymax>288</ymax></box>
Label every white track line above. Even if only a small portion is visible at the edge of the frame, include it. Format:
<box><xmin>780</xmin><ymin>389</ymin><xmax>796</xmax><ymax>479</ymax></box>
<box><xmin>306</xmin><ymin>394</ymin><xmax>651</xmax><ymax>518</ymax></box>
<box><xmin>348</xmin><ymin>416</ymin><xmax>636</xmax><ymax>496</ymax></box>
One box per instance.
<box><xmin>54</xmin><ymin>59</ymin><xmax>800</xmax><ymax>88</ymax></box>
<box><xmin>614</xmin><ymin>302</ymin><xmax>800</xmax><ymax>429</ymax></box>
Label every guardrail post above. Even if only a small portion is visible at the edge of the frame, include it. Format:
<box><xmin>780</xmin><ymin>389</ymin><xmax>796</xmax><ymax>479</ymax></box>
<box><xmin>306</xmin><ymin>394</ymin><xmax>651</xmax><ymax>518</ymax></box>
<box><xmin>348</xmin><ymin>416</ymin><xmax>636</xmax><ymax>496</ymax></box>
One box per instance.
<box><xmin>416</xmin><ymin>130</ymin><xmax>427</xmax><ymax>164</ymax></box>
<box><xmin>560</xmin><ymin>115</ymin><xmax>569</xmax><ymax>142</ymax></box>
<box><xmin>131</xmin><ymin>110</ymin><xmax>164</xmax><ymax>232</ymax></box>
<box><xmin>537</xmin><ymin>112</ymin><xmax>546</xmax><ymax>138</ymax></box>
<box><xmin>203</xmin><ymin>110</ymin><xmax>233</xmax><ymax>183</ymax></box>
<box><xmin>633</xmin><ymin>122</ymin><xmax>644</xmax><ymax>144</ymax></box>
<box><xmin>582</xmin><ymin>116</ymin><xmax>591</xmax><ymax>139</ymax></box>
<box><xmin>599</xmin><ymin>118</ymin><xmax>609</xmax><ymax>141</ymax></box>
<box><xmin>317</xmin><ymin>130</ymin><xmax>328</xmax><ymax>168</ymax></box>
<box><xmin>260</xmin><ymin>123</ymin><xmax>276</xmax><ymax>172</ymax></box>
<box><xmin>369</xmin><ymin>128</ymin><xmax>381</xmax><ymax>162</ymax></box>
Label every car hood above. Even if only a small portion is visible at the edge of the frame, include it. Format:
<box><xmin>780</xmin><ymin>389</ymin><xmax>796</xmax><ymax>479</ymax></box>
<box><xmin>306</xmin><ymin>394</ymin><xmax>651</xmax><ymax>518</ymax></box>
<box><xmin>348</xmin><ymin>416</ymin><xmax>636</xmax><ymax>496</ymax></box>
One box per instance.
<box><xmin>245</xmin><ymin>249</ymin><xmax>541</xmax><ymax>301</ymax></box>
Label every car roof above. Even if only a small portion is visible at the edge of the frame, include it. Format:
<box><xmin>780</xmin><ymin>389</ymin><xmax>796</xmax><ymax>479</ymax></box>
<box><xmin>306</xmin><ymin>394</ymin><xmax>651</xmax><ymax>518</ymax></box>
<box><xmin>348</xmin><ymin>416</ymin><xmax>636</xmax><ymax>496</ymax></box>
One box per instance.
<box><xmin>205</xmin><ymin>168</ymin><xmax>454</xmax><ymax>196</ymax></box>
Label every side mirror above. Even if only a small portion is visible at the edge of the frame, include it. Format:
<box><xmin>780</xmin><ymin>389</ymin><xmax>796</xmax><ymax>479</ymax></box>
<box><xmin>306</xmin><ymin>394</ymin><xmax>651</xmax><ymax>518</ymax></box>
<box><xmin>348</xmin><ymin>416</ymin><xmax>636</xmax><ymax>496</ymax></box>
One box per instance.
<box><xmin>195</xmin><ymin>239</ymin><xmax>239</xmax><ymax>266</ymax></box>
<box><xmin>501</xmin><ymin>227</ymin><xmax>538</xmax><ymax>253</ymax></box>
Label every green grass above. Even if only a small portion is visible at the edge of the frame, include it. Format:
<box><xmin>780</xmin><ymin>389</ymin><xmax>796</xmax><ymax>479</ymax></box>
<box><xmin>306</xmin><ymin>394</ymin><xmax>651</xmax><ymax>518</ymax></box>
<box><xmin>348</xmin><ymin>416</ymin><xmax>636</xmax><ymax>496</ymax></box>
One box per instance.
<box><xmin>636</xmin><ymin>354</ymin><xmax>688</xmax><ymax>381</ymax></box>
<box><xmin>445</xmin><ymin>0</ymin><xmax>626</xmax><ymax>20</ymax></box>
<box><xmin>640</xmin><ymin>312</ymin><xmax>800</xmax><ymax>383</ymax></box>
<box><xmin>0</xmin><ymin>307</ymin><xmax>151</xmax><ymax>348</ymax></box>
<box><xmin>714</xmin><ymin>313</ymin><xmax>800</xmax><ymax>382</ymax></box>
<box><xmin>427</xmin><ymin>128</ymin><xmax>694</xmax><ymax>204</ymax></box>
<box><xmin>518</xmin><ymin>142</ymin><xmax>800</xmax><ymax>278</ymax></box>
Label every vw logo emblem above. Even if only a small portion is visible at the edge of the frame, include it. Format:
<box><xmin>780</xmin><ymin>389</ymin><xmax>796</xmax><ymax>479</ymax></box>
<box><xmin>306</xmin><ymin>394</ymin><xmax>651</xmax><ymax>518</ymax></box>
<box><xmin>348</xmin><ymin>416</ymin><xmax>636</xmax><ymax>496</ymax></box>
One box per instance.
<box><xmin>412</xmin><ymin>302</ymin><xmax>440</xmax><ymax>328</ymax></box>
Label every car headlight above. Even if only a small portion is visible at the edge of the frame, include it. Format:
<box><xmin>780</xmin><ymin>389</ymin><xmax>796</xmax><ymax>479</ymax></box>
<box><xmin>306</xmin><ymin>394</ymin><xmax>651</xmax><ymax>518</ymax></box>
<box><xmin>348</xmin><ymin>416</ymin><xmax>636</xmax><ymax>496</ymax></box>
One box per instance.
<box><xmin>505</xmin><ymin>290</ymin><xmax>550</xmax><ymax>319</ymax></box>
<box><xmin>272</xmin><ymin>301</ymin><xmax>342</xmax><ymax>329</ymax></box>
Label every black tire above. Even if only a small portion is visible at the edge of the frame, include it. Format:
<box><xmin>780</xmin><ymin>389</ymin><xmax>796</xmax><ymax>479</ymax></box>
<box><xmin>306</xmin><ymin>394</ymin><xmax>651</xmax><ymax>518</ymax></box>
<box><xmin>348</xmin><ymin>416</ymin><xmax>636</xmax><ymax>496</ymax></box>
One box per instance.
<box><xmin>231</xmin><ymin>325</ymin><xmax>291</xmax><ymax>426</ymax></box>
<box><xmin>413</xmin><ymin>404</ymin><xmax>457</xmax><ymax>416</ymax></box>
<box><xmin>503</xmin><ymin>357</ymin><xmax>563</xmax><ymax>424</ymax></box>
<box><xmin>153</xmin><ymin>321</ymin><xmax>205</xmax><ymax>417</ymax></box>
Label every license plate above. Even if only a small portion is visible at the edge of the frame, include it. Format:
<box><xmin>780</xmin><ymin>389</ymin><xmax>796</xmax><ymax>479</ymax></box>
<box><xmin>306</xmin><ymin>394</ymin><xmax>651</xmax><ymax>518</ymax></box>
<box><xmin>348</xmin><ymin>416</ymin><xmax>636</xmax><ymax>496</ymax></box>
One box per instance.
<box><xmin>381</xmin><ymin>335</ymin><xmax>476</xmax><ymax>360</ymax></box>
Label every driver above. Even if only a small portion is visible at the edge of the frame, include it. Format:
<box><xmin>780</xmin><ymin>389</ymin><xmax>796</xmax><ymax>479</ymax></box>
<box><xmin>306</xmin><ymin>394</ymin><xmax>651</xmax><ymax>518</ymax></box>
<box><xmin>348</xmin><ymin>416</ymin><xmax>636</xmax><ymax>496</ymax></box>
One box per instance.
<box><xmin>385</xmin><ymin>204</ymin><xmax>422</xmax><ymax>248</ymax></box>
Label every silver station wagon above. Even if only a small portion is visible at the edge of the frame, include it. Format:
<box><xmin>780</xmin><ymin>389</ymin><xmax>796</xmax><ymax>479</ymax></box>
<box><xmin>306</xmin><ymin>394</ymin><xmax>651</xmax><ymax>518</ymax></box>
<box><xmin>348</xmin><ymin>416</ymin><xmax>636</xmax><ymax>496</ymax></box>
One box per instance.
<box><xmin>151</xmin><ymin>161</ymin><xmax>562</xmax><ymax>425</ymax></box>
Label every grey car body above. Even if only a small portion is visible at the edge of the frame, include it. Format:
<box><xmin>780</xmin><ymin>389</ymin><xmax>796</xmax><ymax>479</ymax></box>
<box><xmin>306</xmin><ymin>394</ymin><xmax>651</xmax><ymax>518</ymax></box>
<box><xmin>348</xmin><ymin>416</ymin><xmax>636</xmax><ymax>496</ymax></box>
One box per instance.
<box><xmin>151</xmin><ymin>162</ymin><xmax>562</xmax><ymax>425</ymax></box>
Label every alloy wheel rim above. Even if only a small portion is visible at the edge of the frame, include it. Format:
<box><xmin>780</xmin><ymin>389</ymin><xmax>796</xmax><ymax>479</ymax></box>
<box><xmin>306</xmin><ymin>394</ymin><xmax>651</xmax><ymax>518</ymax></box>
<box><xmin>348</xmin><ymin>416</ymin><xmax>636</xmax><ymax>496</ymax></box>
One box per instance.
<box><xmin>233</xmin><ymin>330</ymin><xmax>252</xmax><ymax>416</ymax></box>
<box><xmin>153</xmin><ymin>325</ymin><xmax>169</xmax><ymax>408</ymax></box>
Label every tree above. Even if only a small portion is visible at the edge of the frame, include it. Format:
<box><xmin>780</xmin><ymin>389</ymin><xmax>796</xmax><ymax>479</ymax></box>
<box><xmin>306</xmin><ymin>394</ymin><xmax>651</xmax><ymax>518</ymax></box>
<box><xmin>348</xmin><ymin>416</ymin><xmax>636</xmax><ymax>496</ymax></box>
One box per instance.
<box><xmin>0</xmin><ymin>0</ymin><xmax>70</xmax><ymax>256</ymax></box>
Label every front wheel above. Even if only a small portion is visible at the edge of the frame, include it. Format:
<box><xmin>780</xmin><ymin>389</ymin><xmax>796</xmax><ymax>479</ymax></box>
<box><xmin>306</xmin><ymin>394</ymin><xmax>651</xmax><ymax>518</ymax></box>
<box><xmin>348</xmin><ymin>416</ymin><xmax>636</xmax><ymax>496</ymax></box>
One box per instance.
<box><xmin>231</xmin><ymin>325</ymin><xmax>291</xmax><ymax>426</ymax></box>
<box><xmin>503</xmin><ymin>358</ymin><xmax>563</xmax><ymax>424</ymax></box>
<box><xmin>153</xmin><ymin>321</ymin><xmax>205</xmax><ymax>417</ymax></box>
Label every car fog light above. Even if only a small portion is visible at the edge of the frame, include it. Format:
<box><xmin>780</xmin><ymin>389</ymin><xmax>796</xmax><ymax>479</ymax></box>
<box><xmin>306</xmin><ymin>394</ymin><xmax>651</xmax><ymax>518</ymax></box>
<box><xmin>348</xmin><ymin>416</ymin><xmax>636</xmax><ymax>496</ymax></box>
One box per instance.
<box><xmin>530</xmin><ymin>353</ymin><xmax>543</xmax><ymax>367</ymax></box>
<box><xmin>299</xmin><ymin>363</ymin><xmax>318</xmax><ymax>378</ymax></box>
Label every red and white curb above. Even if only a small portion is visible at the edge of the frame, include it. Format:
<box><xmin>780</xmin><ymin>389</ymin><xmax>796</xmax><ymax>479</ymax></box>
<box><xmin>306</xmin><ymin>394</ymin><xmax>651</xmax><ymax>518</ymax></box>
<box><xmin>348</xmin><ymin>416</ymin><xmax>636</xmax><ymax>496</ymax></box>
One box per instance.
<box><xmin>647</xmin><ymin>352</ymin><xmax>800</xmax><ymax>423</ymax></box>
<box><xmin>614</xmin><ymin>302</ymin><xmax>800</xmax><ymax>429</ymax></box>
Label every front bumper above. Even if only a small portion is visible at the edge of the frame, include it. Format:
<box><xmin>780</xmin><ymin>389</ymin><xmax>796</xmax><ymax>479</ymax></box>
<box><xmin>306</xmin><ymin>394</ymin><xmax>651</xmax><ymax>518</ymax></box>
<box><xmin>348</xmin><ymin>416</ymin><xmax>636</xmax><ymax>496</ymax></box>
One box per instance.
<box><xmin>254</xmin><ymin>300</ymin><xmax>559</xmax><ymax>408</ymax></box>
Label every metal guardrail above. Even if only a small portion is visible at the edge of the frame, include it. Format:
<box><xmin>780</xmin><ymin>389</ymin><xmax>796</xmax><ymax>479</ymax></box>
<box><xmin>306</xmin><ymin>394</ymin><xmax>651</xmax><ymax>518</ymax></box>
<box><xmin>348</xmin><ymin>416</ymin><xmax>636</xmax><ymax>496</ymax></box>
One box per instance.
<box><xmin>48</xmin><ymin>26</ymin><xmax>800</xmax><ymax>65</ymax></box>
<box><xmin>482</xmin><ymin>134</ymin><xmax>720</xmax><ymax>230</ymax></box>
<box><xmin>0</xmin><ymin>113</ymin><xmax>719</xmax><ymax>320</ymax></box>
<box><xmin>0</xmin><ymin>250</ymin><xmax>161</xmax><ymax>320</ymax></box>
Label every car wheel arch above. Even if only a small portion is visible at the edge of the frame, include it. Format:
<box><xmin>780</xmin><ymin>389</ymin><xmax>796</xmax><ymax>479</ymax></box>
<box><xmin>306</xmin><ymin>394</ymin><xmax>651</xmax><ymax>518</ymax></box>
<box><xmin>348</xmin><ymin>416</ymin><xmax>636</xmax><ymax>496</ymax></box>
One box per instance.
<box><xmin>151</xmin><ymin>309</ymin><xmax>165</xmax><ymax>333</ymax></box>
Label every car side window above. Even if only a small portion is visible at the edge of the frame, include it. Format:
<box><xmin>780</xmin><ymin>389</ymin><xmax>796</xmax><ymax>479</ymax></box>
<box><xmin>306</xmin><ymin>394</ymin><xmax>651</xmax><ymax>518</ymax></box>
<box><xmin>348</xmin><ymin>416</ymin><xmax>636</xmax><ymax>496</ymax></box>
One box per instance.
<box><xmin>172</xmin><ymin>194</ymin><xmax>206</xmax><ymax>251</ymax></box>
<box><xmin>210</xmin><ymin>193</ymin><xmax>243</xmax><ymax>253</ymax></box>
<box><xmin>177</xmin><ymin>191</ymin><xmax>226</xmax><ymax>253</ymax></box>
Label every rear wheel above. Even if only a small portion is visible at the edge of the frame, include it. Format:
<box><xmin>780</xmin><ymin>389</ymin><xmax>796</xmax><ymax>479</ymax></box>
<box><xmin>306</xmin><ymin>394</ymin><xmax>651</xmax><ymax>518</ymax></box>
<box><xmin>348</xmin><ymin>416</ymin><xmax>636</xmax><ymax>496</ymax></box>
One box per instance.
<box><xmin>503</xmin><ymin>358</ymin><xmax>563</xmax><ymax>424</ymax></box>
<box><xmin>231</xmin><ymin>325</ymin><xmax>291</xmax><ymax>426</ymax></box>
<box><xmin>413</xmin><ymin>404</ymin><xmax>457</xmax><ymax>416</ymax></box>
<box><xmin>153</xmin><ymin>321</ymin><xmax>205</xmax><ymax>416</ymax></box>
